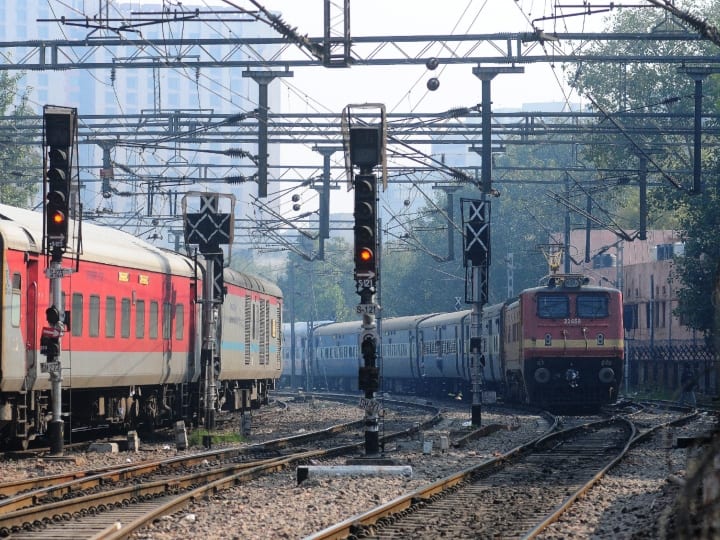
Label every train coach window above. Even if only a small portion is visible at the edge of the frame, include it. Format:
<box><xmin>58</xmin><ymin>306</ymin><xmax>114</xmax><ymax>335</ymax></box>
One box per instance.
<box><xmin>136</xmin><ymin>300</ymin><xmax>145</xmax><ymax>339</ymax></box>
<box><xmin>10</xmin><ymin>273</ymin><xmax>20</xmax><ymax>327</ymax></box>
<box><xmin>89</xmin><ymin>295</ymin><xmax>100</xmax><ymax>337</ymax></box>
<box><xmin>106</xmin><ymin>296</ymin><xmax>116</xmax><ymax>338</ymax></box>
<box><xmin>577</xmin><ymin>294</ymin><xmax>609</xmax><ymax>318</ymax></box>
<box><xmin>121</xmin><ymin>298</ymin><xmax>131</xmax><ymax>338</ymax></box>
<box><xmin>537</xmin><ymin>294</ymin><xmax>569</xmax><ymax>318</ymax></box>
<box><xmin>175</xmin><ymin>304</ymin><xmax>184</xmax><ymax>340</ymax></box>
<box><xmin>162</xmin><ymin>302</ymin><xmax>172</xmax><ymax>340</ymax></box>
<box><xmin>71</xmin><ymin>293</ymin><xmax>83</xmax><ymax>336</ymax></box>
<box><xmin>149</xmin><ymin>301</ymin><xmax>158</xmax><ymax>339</ymax></box>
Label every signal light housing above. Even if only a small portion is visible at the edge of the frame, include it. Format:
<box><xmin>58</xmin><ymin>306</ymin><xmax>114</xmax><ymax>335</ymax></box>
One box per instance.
<box><xmin>44</xmin><ymin>107</ymin><xmax>75</xmax><ymax>254</ymax></box>
<box><xmin>353</xmin><ymin>174</ymin><xmax>377</xmax><ymax>277</ymax></box>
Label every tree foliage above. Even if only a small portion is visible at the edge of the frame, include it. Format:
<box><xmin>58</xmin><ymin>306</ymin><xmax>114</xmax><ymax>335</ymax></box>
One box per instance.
<box><xmin>275</xmin><ymin>237</ymin><xmax>356</xmax><ymax>324</ymax></box>
<box><xmin>274</xmin><ymin>1</ymin><xmax>720</xmax><ymax>330</ymax></box>
<box><xmin>0</xmin><ymin>72</ymin><xmax>40</xmax><ymax>208</ymax></box>
<box><xmin>567</xmin><ymin>0</ymin><xmax>720</xmax><ymax>337</ymax></box>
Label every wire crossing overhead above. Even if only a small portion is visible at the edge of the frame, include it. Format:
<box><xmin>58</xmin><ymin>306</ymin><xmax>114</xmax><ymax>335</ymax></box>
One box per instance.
<box><xmin>0</xmin><ymin>30</ymin><xmax>715</xmax><ymax>71</ymax></box>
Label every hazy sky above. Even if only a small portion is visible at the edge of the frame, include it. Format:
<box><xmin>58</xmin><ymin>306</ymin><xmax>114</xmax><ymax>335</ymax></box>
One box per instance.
<box><xmin>230</xmin><ymin>1</ymin><xmax>611</xmax><ymax>212</ymax></box>
<box><xmin>254</xmin><ymin>0</ymin><xmax>609</xmax><ymax>114</ymax></box>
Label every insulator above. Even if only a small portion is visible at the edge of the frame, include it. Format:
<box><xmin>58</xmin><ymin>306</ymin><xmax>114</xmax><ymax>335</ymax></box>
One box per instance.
<box><xmin>225</xmin><ymin>176</ymin><xmax>246</xmax><ymax>184</ymax></box>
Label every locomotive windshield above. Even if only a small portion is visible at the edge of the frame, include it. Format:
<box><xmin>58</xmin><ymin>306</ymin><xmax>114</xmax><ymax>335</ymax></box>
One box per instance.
<box><xmin>577</xmin><ymin>294</ymin><xmax>609</xmax><ymax>318</ymax></box>
<box><xmin>537</xmin><ymin>292</ymin><xmax>610</xmax><ymax>319</ymax></box>
<box><xmin>537</xmin><ymin>294</ymin><xmax>569</xmax><ymax>318</ymax></box>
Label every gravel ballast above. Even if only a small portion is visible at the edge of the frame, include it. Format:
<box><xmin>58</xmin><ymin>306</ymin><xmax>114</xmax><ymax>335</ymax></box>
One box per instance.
<box><xmin>1</xmin><ymin>399</ymin><xmax>714</xmax><ymax>539</ymax></box>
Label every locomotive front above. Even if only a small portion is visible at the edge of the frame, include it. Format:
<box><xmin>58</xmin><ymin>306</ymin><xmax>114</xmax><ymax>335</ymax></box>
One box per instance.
<box><xmin>516</xmin><ymin>275</ymin><xmax>624</xmax><ymax>410</ymax></box>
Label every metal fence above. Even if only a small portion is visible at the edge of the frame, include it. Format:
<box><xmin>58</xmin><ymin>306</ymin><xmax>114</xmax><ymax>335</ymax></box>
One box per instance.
<box><xmin>626</xmin><ymin>339</ymin><xmax>718</xmax><ymax>397</ymax></box>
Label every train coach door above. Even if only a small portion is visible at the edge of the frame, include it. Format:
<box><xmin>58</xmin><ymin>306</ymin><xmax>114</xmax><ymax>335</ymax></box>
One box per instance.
<box><xmin>417</xmin><ymin>330</ymin><xmax>426</xmax><ymax>378</ymax></box>
<box><xmin>24</xmin><ymin>256</ymin><xmax>39</xmax><ymax>391</ymax></box>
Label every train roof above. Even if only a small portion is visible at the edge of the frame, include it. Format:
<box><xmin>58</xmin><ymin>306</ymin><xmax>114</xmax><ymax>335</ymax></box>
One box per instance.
<box><xmin>0</xmin><ymin>205</ymin><xmax>282</xmax><ymax>298</ymax></box>
<box><xmin>381</xmin><ymin>313</ymin><xmax>440</xmax><ymax>331</ymax></box>
<box><xmin>522</xmin><ymin>284</ymin><xmax>620</xmax><ymax>295</ymax></box>
<box><xmin>0</xmin><ymin>204</ymin><xmax>195</xmax><ymax>277</ymax></box>
<box><xmin>282</xmin><ymin>321</ymin><xmax>333</xmax><ymax>331</ymax></box>
<box><xmin>522</xmin><ymin>274</ymin><xmax>621</xmax><ymax>295</ymax></box>
<box><xmin>224</xmin><ymin>267</ymin><xmax>282</xmax><ymax>298</ymax></box>
<box><xmin>418</xmin><ymin>310</ymin><xmax>471</xmax><ymax>328</ymax></box>
<box><xmin>313</xmin><ymin>320</ymin><xmax>362</xmax><ymax>336</ymax></box>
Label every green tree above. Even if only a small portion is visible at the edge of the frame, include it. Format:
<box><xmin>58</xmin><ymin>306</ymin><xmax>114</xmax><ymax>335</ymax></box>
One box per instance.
<box><xmin>565</xmin><ymin>1</ymin><xmax>720</xmax><ymax>341</ymax></box>
<box><xmin>0</xmin><ymin>72</ymin><xmax>40</xmax><ymax>208</ymax></box>
<box><xmin>276</xmin><ymin>237</ymin><xmax>356</xmax><ymax>323</ymax></box>
<box><xmin>662</xmin><ymin>160</ymin><xmax>720</xmax><ymax>337</ymax></box>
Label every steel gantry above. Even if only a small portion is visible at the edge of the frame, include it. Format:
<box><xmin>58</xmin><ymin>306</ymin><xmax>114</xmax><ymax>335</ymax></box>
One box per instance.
<box><xmin>0</xmin><ymin>30</ymin><xmax>716</xmax><ymax>71</ymax></box>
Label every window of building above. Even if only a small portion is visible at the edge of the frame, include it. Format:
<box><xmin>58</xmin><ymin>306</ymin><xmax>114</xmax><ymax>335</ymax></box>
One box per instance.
<box><xmin>623</xmin><ymin>304</ymin><xmax>639</xmax><ymax>330</ymax></box>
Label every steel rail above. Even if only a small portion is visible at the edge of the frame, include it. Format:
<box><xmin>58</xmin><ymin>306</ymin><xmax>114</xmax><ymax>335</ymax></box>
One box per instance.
<box><xmin>304</xmin><ymin>417</ymin><xmax>636</xmax><ymax>540</ymax></box>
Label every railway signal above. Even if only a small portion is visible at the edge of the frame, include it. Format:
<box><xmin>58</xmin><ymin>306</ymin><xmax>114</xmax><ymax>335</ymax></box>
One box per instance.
<box><xmin>353</xmin><ymin>173</ymin><xmax>377</xmax><ymax>281</ymax></box>
<box><xmin>42</xmin><ymin>105</ymin><xmax>78</xmax><ymax>456</ymax></box>
<box><xmin>344</xmin><ymin>109</ymin><xmax>386</xmax><ymax>458</ymax></box>
<box><xmin>358</xmin><ymin>330</ymin><xmax>379</xmax><ymax>393</ymax></box>
<box><xmin>44</xmin><ymin>107</ymin><xmax>75</xmax><ymax>254</ymax></box>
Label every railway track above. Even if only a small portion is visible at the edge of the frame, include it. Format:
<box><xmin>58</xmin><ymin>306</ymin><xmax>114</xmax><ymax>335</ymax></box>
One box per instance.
<box><xmin>306</xmin><ymin>403</ymin><xmax>701</xmax><ymax>540</ymax></box>
<box><xmin>0</xmin><ymin>397</ymin><xmax>441</xmax><ymax>539</ymax></box>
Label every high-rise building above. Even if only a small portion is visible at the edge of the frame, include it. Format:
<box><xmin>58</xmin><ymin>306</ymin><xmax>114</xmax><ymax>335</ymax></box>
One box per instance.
<box><xmin>1</xmin><ymin>1</ymin><xmax>280</xmax><ymax>246</ymax></box>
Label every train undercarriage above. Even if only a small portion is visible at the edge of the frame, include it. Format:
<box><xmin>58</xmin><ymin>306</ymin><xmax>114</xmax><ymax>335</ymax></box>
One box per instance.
<box><xmin>521</xmin><ymin>356</ymin><xmax>623</xmax><ymax>411</ymax></box>
<box><xmin>0</xmin><ymin>378</ymin><xmax>274</xmax><ymax>450</ymax></box>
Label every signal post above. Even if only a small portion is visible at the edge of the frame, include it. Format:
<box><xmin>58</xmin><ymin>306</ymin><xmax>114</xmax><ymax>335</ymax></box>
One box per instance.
<box><xmin>41</xmin><ymin>105</ymin><xmax>78</xmax><ymax>454</ymax></box>
<box><xmin>182</xmin><ymin>192</ymin><xmax>235</xmax><ymax>444</ymax></box>
<box><xmin>343</xmin><ymin>106</ymin><xmax>386</xmax><ymax>457</ymax></box>
<box><xmin>354</xmin><ymin>169</ymin><xmax>380</xmax><ymax>455</ymax></box>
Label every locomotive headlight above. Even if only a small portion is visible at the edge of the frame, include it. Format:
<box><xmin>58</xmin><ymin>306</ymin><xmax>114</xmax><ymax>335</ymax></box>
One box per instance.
<box><xmin>598</xmin><ymin>367</ymin><xmax>615</xmax><ymax>384</ymax></box>
<box><xmin>534</xmin><ymin>367</ymin><xmax>551</xmax><ymax>384</ymax></box>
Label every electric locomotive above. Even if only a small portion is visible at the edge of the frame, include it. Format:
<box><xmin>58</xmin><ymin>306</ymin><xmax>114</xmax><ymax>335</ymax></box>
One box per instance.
<box><xmin>503</xmin><ymin>274</ymin><xmax>624</xmax><ymax>409</ymax></box>
<box><xmin>297</xmin><ymin>273</ymin><xmax>623</xmax><ymax>411</ymax></box>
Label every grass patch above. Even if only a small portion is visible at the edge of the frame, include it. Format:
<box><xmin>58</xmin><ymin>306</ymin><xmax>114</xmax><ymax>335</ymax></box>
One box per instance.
<box><xmin>188</xmin><ymin>429</ymin><xmax>245</xmax><ymax>447</ymax></box>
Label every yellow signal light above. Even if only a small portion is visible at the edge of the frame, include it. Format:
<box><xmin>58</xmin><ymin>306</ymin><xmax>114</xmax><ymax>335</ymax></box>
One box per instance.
<box><xmin>359</xmin><ymin>247</ymin><xmax>373</xmax><ymax>262</ymax></box>
<box><xmin>50</xmin><ymin>211</ymin><xmax>66</xmax><ymax>225</ymax></box>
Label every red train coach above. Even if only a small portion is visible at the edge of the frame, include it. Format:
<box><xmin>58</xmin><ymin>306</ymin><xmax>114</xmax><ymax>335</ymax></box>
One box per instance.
<box><xmin>502</xmin><ymin>274</ymin><xmax>624</xmax><ymax>409</ymax></box>
<box><xmin>0</xmin><ymin>204</ymin><xmax>282</xmax><ymax>449</ymax></box>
